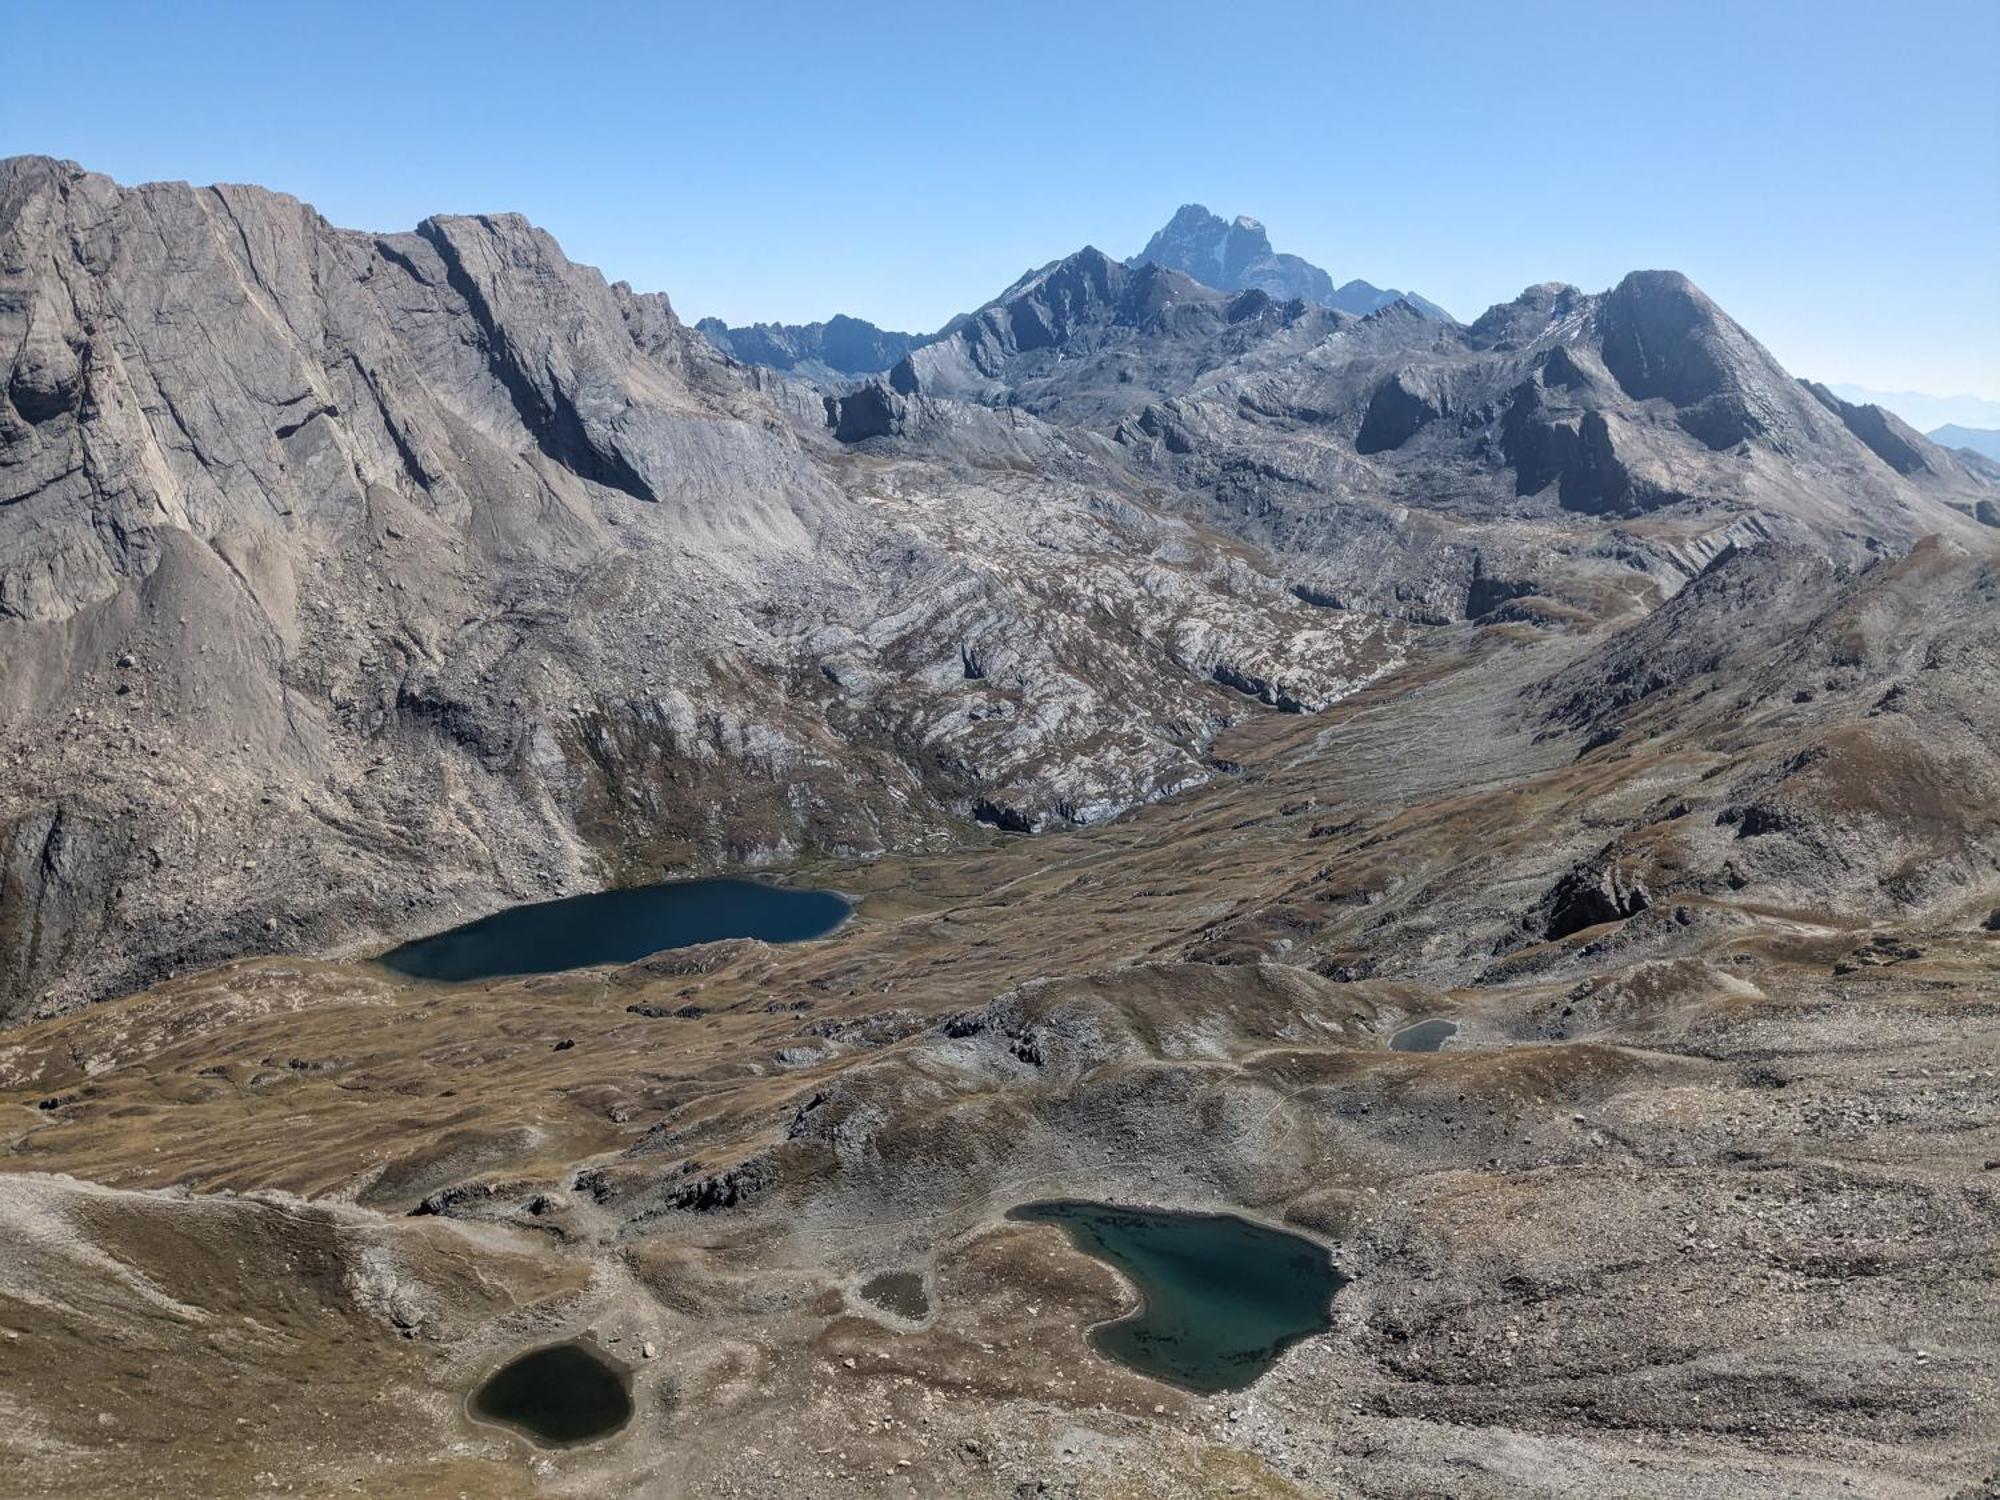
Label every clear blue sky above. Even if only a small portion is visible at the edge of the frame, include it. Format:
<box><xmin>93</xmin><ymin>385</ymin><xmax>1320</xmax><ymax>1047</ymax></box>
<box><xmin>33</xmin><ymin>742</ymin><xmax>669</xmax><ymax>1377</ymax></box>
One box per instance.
<box><xmin>7</xmin><ymin>0</ymin><xmax>1996</xmax><ymax>396</ymax></box>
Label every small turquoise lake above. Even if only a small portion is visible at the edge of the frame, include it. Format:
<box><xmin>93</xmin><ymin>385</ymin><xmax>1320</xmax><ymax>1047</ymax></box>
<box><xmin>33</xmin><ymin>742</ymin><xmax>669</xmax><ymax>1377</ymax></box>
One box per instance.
<box><xmin>1008</xmin><ymin>1200</ymin><xmax>1344</xmax><ymax>1393</ymax></box>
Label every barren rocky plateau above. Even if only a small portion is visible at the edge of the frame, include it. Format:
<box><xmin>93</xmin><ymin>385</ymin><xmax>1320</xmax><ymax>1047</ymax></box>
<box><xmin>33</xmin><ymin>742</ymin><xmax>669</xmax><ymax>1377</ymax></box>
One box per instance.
<box><xmin>1</xmin><ymin>159</ymin><xmax>1996</xmax><ymax>1499</ymax></box>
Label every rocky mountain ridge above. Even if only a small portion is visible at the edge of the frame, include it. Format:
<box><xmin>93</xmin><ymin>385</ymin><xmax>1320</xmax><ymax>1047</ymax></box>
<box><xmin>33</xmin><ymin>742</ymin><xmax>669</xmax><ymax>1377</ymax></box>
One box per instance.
<box><xmin>0</xmin><ymin>156</ymin><xmax>1400</xmax><ymax>1016</ymax></box>
<box><xmin>835</xmin><ymin>249</ymin><xmax>1994</xmax><ymax>622</ymax></box>
<box><xmin>688</xmin><ymin>204</ymin><xmax>1453</xmax><ymax>386</ymax></box>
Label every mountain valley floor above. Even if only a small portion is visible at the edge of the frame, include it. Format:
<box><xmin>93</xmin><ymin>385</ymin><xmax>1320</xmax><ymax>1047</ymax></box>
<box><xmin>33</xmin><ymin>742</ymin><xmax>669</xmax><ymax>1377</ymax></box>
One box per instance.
<box><xmin>3</xmin><ymin>604</ymin><xmax>1995</xmax><ymax>1499</ymax></box>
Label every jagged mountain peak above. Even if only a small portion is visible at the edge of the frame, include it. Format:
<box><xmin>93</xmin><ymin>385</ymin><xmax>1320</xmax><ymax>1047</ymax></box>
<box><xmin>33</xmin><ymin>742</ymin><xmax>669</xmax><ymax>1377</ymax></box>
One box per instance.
<box><xmin>868</xmin><ymin>239</ymin><xmax>1343</xmax><ymax>414</ymax></box>
<box><xmin>1130</xmin><ymin>203</ymin><xmax>1450</xmax><ymax>322</ymax></box>
<box><xmin>1011</xmin><ymin>242</ymin><xmax>1121</xmax><ymax>290</ymax></box>
<box><xmin>1156</xmin><ymin>202</ymin><xmax>1245</xmax><ymax>236</ymax></box>
<box><xmin>693</xmin><ymin>206</ymin><xmax>1452</xmax><ymax>386</ymax></box>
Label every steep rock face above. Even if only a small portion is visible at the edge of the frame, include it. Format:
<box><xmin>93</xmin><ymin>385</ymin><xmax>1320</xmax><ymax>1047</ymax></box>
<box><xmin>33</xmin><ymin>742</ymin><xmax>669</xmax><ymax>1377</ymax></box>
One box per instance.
<box><xmin>1595</xmin><ymin>271</ymin><xmax>1760</xmax><ymax>425</ymax></box>
<box><xmin>824</xmin><ymin>379</ymin><xmax>909</xmax><ymax>442</ymax></box>
<box><xmin>0</xmin><ymin>158</ymin><xmax>1406</xmax><ymax>1016</ymax></box>
<box><xmin>1130</xmin><ymin>204</ymin><xmax>1452</xmax><ymax>321</ymax></box>
<box><xmin>1802</xmin><ymin>381</ymin><xmax>1948</xmax><ymax>476</ymax></box>
<box><xmin>0</xmin><ymin>804</ymin><xmax>121</xmax><ymax>1009</ymax></box>
<box><xmin>1500</xmin><ymin>398</ymin><xmax>1645</xmax><ymax>514</ymax></box>
<box><xmin>1355</xmin><ymin>367</ymin><xmax>1452</xmax><ymax>454</ymax></box>
<box><xmin>409</xmin><ymin>212</ymin><xmax>764</xmax><ymax>505</ymax></box>
<box><xmin>1592</xmin><ymin>271</ymin><xmax>1848</xmax><ymax>456</ymax></box>
<box><xmin>0</xmin><ymin>160</ymin><xmax>834</xmax><ymax>627</ymax></box>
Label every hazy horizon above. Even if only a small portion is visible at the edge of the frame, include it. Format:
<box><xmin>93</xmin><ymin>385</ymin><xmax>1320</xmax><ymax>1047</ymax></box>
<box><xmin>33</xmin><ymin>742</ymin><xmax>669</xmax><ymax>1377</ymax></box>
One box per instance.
<box><xmin>7</xmin><ymin>0</ymin><xmax>1996</xmax><ymax>398</ymax></box>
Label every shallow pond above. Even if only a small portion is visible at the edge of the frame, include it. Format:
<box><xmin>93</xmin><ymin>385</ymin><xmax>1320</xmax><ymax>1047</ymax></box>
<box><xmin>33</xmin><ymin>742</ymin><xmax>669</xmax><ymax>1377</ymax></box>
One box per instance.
<box><xmin>1390</xmin><ymin>1018</ymin><xmax>1458</xmax><ymax>1052</ymax></box>
<box><xmin>379</xmin><ymin>877</ymin><xmax>850</xmax><ymax>982</ymax></box>
<box><xmin>1007</xmin><ymin>1200</ymin><xmax>1343</xmax><ymax>1393</ymax></box>
<box><xmin>469</xmin><ymin>1341</ymin><xmax>633</xmax><ymax>1447</ymax></box>
<box><xmin>859</xmin><ymin>1270</ymin><xmax>930</xmax><ymax>1320</ymax></box>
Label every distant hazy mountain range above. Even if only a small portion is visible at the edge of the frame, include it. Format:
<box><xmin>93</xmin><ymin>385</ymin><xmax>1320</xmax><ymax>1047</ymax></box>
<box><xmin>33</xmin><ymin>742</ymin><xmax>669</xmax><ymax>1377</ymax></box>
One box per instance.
<box><xmin>693</xmin><ymin>312</ymin><xmax>929</xmax><ymax>383</ymax></box>
<box><xmin>1928</xmin><ymin>424</ymin><xmax>2000</xmax><ymax>463</ymax></box>
<box><xmin>696</xmin><ymin>204</ymin><xmax>1452</xmax><ymax>383</ymax></box>
<box><xmin>1829</xmin><ymin>385</ymin><xmax>2000</xmax><ymax>434</ymax></box>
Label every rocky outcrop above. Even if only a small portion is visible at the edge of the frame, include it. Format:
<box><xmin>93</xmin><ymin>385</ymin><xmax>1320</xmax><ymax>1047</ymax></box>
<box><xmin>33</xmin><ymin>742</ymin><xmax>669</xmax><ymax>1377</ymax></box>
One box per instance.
<box><xmin>0</xmin><ymin>804</ymin><xmax>121</xmax><ymax>1013</ymax></box>
<box><xmin>1501</xmin><ymin>391</ymin><xmax>1652</xmax><ymax>513</ymax></box>
<box><xmin>1539</xmin><ymin>858</ymin><xmax>1653</xmax><ymax>941</ymax></box>
<box><xmin>823</xmin><ymin>379</ymin><xmax>908</xmax><ymax>441</ymax></box>
<box><xmin>1356</xmin><ymin>368</ymin><xmax>1450</xmax><ymax>454</ymax></box>
<box><xmin>660</xmin><ymin>1158</ymin><xmax>773</xmax><ymax>1213</ymax></box>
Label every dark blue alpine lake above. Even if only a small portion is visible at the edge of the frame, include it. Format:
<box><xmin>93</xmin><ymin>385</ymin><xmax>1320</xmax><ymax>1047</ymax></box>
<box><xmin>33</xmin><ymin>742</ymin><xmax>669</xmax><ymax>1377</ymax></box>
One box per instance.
<box><xmin>1008</xmin><ymin>1200</ymin><xmax>1344</xmax><ymax>1393</ymax></box>
<box><xmin>470</xmin><ymin>1341</ymin><xmax>632</xmax><ymax>1447</ymax></box>
<box><xmin>379</xmin><ymin>877</ymin><xmax>850</xmax><ymax>982</ymax></box>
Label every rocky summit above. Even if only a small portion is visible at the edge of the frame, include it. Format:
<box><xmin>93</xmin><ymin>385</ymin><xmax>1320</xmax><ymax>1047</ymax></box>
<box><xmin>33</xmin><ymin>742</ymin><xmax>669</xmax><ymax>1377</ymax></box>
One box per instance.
<box><xmin>1</xmin><ymin>156</ymin><xmax>1997</xmax><ymax>1500</ymax></box>
<box><xmin>1130</xmin><ymin>204</ymin><xmax>1455</xmax><ymax>322</ymax></box>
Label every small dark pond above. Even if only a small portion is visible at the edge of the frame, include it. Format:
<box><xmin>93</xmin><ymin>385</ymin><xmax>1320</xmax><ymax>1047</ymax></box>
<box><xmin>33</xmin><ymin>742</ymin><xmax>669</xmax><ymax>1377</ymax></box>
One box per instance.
<box><xmin>1007</xmin><ymin>1200</ymin><xmax>1343</xmax><ymax>1393</ymax></box>
<box><xmin>469</xmin><ymin>1341</ymin><xmax>633</xmax><ymax>1447</ymax></box>
<box><xmin>379</xmin><ymin>877</ymin><xmax>850</xmax><ymax>982</ymax></box>
<box><xmin>1390</xmin><ymin>1018</ymin><xmax>1459</xmax><ymax>1053</ymax></box>
<box><xmin>859</xmin><ymin>1270</ymin><xmax>930</xmax><ymax>1320</ymax></box>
